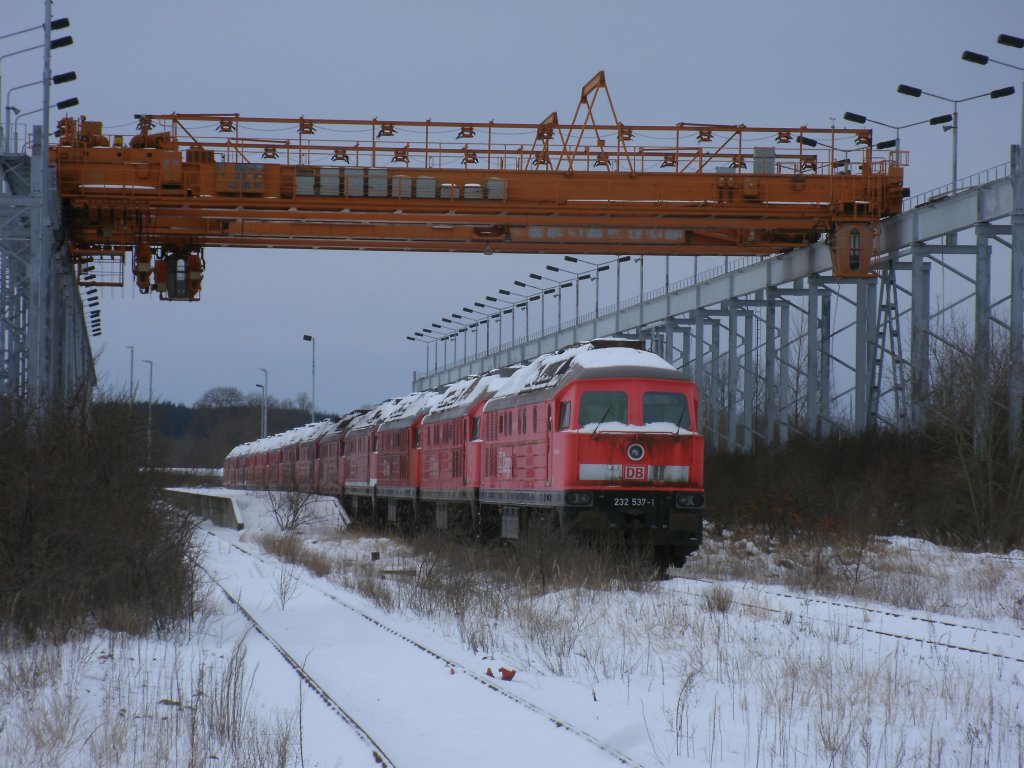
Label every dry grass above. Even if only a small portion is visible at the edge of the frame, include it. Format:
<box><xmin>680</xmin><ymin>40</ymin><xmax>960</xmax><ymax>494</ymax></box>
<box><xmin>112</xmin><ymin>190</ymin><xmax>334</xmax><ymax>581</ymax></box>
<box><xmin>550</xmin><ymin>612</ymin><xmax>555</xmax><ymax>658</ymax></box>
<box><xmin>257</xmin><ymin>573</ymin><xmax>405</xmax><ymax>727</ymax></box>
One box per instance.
<box><xmin>686</xmin><ymin>529</ymin><xmax>1023</xmax><ymax>623</ymax></box>
<box><xmin>253</xmin><ymin>532</ymin><xmax>335</xmax><ymax>578</ymax></box>
<box><xmin>0</xmin><ymin>632</ymin><xmax>298</xmax><ymax>768</ymax></box>
<box><xmin>247</xmin><ymin>514</ymin><xmax>1024</xmax><ymax>767</ymax></box>
<box><xmin>700</xmin><ymin>584</ymin><xmax>734</xmax><ymax>614</ymax></box>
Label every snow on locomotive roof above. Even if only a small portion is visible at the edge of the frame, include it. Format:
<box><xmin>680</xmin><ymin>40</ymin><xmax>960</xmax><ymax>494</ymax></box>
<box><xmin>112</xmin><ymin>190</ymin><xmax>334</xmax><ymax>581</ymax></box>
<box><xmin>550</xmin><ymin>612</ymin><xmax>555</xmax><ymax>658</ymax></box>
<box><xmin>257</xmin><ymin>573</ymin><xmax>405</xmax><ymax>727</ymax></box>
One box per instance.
<box><xmin>346</xmin><ymin>397</ymin><xmax>404</xmax><ymax>433</ymax></box>
<box><xmin>489</xmin><ymin>340</ymin><xmax>676</xmax><ymax>402</ymax></box>
<box><xmin>422</xmin><ymin>367</ymin><xmax>516</xmax><ymax>423</ymax></box>
<box><xmin>378</xmin><ymin>388</ymin><xmax>447</xmax><ymax>430</ymax></box>
<box><xmin>320</xmin><ymin>408</ymin><xmax>370</xmax><ymax>441</ymax></box>
<box><xmin>226</xmin><ymin>419</ymin><xmax>334</xmax><ymax>458</ymax></box>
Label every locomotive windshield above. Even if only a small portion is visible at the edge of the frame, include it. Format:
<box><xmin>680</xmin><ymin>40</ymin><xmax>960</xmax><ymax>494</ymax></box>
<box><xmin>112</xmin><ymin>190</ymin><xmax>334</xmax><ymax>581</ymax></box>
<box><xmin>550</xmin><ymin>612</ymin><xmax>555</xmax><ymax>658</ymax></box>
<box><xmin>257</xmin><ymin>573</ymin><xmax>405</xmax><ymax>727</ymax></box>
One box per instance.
<box><xmin>643</xmin><ymin>392</ymin><xmax>689</xmax><ymax>428</ymax></box>
<box><xmin>579</xmin><ymin>391</ymin><xmax>628</xmax><ymax>426</ymax></box>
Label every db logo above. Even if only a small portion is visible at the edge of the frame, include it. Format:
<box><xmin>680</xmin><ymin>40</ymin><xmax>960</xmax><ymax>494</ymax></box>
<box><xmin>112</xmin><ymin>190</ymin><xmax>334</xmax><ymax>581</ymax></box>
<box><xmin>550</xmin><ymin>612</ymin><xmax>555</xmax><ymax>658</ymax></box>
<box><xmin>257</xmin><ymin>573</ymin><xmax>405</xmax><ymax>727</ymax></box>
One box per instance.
<box><xmin>624</xmin><ymin>465</ymin><xmax>648</xmax><ymax>481</ymax></box>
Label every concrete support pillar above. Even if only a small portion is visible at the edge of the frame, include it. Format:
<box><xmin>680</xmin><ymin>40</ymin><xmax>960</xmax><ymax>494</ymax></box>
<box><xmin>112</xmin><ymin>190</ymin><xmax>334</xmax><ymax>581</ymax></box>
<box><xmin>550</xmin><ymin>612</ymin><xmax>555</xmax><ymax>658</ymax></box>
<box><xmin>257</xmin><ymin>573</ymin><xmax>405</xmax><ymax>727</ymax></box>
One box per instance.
<box><xmin>975</xmin><ymin>226</ymin><xmax>992</xmax><ymax>457</ymax></box>
<box><xmin>910</xmin><ymin>247</ymin><xmax>931</xmax><ymax>432</ymax></box>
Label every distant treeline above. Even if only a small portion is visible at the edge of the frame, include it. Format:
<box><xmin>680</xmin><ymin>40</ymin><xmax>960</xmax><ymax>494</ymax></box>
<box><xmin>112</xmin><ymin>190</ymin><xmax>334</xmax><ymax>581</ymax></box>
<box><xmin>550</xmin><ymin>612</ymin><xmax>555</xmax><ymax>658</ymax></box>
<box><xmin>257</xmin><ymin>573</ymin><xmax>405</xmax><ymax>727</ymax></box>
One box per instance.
<box><xmin>135</xmin><ymin>386</ymin><xmax>337</xmax><ymax>468</ymax></box>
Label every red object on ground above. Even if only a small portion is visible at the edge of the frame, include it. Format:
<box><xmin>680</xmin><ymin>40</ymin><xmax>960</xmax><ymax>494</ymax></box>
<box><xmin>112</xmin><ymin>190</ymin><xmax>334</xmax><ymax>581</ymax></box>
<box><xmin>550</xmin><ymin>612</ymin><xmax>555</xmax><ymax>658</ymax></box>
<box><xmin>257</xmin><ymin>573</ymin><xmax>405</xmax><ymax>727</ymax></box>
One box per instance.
<box><xmin>499</xmin><ymin>667</ymin><xmax>516</xmax><ymax>681</ymax></box>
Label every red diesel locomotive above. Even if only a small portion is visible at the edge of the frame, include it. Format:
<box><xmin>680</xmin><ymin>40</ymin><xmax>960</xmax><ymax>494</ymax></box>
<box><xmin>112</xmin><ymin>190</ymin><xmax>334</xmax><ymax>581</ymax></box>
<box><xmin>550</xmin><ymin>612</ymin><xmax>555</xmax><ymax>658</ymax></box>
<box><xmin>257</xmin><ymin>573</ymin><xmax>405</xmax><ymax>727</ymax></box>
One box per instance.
<box><xmin>224</xmin><ymin>339</ymin><xmax>704</xmax><ymax>565</ymax></box>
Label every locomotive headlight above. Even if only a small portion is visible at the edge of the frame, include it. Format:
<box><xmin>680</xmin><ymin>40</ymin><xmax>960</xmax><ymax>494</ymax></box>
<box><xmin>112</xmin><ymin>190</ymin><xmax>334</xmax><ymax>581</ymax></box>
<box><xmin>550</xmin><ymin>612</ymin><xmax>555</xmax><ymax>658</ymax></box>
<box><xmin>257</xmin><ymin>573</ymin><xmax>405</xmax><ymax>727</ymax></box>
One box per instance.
<box><xmin>675</xmin><ymin>492</ymin><xmax>705</xmax><ymax>508</ymax></box>
<box><xmin>565</xmin><ymin>491</ymin><xmax>593</xmax><ymax>507</ymax></box>
<box><xmin>626</xmin><ymin>443</ymin><xmax>646</xmax><ymax>462</ymax></box>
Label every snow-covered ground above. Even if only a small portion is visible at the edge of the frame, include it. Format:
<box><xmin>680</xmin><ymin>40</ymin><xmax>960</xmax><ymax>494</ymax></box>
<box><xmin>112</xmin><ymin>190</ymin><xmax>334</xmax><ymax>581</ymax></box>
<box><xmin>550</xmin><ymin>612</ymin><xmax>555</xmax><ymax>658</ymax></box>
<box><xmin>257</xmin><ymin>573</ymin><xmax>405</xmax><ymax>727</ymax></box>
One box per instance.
<box><xmin>2</xmin><ymin>491</ymin><xmax>1022</xmax><ymax>767</ymax></box>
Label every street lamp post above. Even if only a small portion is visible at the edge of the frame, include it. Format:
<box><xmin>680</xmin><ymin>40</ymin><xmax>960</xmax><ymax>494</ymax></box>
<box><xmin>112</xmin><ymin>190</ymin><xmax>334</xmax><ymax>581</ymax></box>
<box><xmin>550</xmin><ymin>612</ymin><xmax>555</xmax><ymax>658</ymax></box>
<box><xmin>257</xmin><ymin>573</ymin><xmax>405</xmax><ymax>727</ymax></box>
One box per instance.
<box><xmin>498</xmin><ymin>288</ymin><xmax>533</xmax><ymax>341</ymax></box>
<box><xmin>963</xmin><ymin>34</ymin><xmax>1024</xmax><ymax>454</ymax></box>
<box><xmin>11</xmin><ymin>96</ymin><xmax>78</xmax><ymax>148</ymax></box>
<box><xmin>531</xmin><ymin>273</ymin><xmax>572</xmax><ymax>331</ymax></box>
<box><xmin>258</xmin><ymin>367</ymin><xmax>268</xmax><ymax>437</ymax></box>
<box><xmin>897</xmin><ymin>83</ymin><xmax>1015</xmax><ymax>192</ymax></box>
<box><xmin>430</xmin><ymin>323</ymin><xmax>450</xmax><ymax>368</ymax></box>
<box><xmin>461</xmin><ymin>307</ymin><xmax>489</xmax><ymax>355</ymax></box>
<box><xmin>486</xmin><ymin>295</ymin><xmax>517</xmax><ymax>346</ymax></box>
<box><xmin>302</xmin><ymin>334</ymin><xmax>315</xmax><ymax>422</ymax></box>
<box><xmin>546</xmin><ymin>264</ymin><xmax>592</xmax><ymax>326</ymax></box>
<box><xmin>0</xmin><ymin>19</ymin><xmax>73</xmax><ymax>153</ymax></box>
<box><xmin>474</xmin><ymin>301</ymin><xmax>504</xmax><ymax>351</ymax></box>
<box><xmin>255</xmin><ymin>383</ymin><xmax>265</xmax><ymax>437</ymax></box>
<box><xmin>142</xmin><ymin>359</ymin><xmax>153</xmax><ymax>466</ymax></box>
<box><xmin>126</xmin><ymin>345</ymin><xmax>134</xmax><ymax>402</ymax></box>
<box><xmin>453</xmin><ymin>312</ymin><xmax>482</xmax><ymax>358</ymax></box>
<box><xmin>5</xmin><ymin>70</ymin><xmax>75</xmax><ymax>151</ymax></box>
<box><xmin>565</xmin><ymin>256</ymin><xmax>612</xmax><ymax>330</ymax></box>
<box><xmin>420</xmin><ymin>327</ymin><xmax>446</xmax><ymax>373</ymax></box>
<box><xmin>843</xmin><ymin>110</ymin><xmax>953</xmax><ymax>158</ymax></box>
<box><xmin>513</xmin><ymin>280</ymin><xmax>554</xmax><ymax>336</ymax></box>
<box><xmin>440</xmin><ymin>315</ymin><xmax>472</xmax><ymax>362</ymax></box>
<box><xmin>963</xmin><ymin>37</ymin><xmax>1024</xmax><ymax>164</ymax></box>
<box><xmin>407</xmin><ymin>335</ymin><xmax>430</xmax><ymax>374</ymax></box>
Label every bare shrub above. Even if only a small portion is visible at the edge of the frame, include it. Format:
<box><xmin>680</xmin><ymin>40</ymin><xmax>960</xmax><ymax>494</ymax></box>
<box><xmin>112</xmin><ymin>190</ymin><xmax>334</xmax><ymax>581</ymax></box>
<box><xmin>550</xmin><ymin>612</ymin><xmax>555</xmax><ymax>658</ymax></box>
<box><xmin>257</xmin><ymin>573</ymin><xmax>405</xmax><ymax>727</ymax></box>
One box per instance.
<box><xmin>0</xmin><ymin>392</ymin><xmax>200</xmax><ymax>639</ymax></box>
<box><xmin>928</xmin><ymin>319</ymin><xmax>1024</xmax><ymax>548</ymax></box>
<box><xmin>253</xmin><ymin>532</ymin><xmax>335</xmax><ymax>578</ymax></box>
<box><xmin>336</xmin><ymin>565</ymin><xmax>397</xmax><ymax>612</ymax></box>
<box><xmin>262</xmin><ymin>488</ymin><xmax>324</xmax><ymax>532</ymax></box>
<box><xmin>273</xmin><ymin>567</ymin><xmax>301</xmax><ymax>610</ymax></box>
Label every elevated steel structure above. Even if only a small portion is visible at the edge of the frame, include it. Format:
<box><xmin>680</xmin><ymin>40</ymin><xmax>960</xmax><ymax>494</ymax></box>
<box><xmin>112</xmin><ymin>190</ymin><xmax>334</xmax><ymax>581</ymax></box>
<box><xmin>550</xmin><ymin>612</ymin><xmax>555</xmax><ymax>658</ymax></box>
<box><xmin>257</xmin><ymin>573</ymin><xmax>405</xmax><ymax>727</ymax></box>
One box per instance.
<box><xmin>413</xmin><ymin>149</ymin><xmax>1024</xmax><ymax>454</ymax></box>
<box><xmin>0</xmin><ymin>126</ymin><xmax>94</xmax><ymax>401</ymax></box>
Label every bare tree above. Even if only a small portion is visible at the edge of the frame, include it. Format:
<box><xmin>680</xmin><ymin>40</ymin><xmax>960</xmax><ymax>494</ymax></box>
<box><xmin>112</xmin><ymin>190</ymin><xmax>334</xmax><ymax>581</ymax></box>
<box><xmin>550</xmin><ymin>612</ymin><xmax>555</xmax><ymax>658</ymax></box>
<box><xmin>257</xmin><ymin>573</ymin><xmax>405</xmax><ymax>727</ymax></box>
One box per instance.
<box><xmin>262</xmin><ymin>486</ymin><xmax>323</xmax><ymax>532</ymax></box>
<box><xmin>194</xmin><ymin>386</ymin><xmax>247</xmax><ymax>409</ymax></box>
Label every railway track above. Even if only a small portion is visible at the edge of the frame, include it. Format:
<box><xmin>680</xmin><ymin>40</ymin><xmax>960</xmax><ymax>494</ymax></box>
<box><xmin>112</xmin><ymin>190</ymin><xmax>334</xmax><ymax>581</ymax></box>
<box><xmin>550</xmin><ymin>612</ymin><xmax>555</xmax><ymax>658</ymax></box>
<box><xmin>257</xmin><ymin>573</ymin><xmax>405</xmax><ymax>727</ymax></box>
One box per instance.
<box><xmin>202</xmin><ymin>528</ymin><xmax>647</xmax><ymax>768</ymax></box>
<box><xmin>199</xmin><ymin>561</ymin><xmax>396</xmax><ymax>768</ymax></box>
<box><xmin>671</xmin><ymin>574</ymin><xmax>1024</xmax><ymax>665</ymax></box>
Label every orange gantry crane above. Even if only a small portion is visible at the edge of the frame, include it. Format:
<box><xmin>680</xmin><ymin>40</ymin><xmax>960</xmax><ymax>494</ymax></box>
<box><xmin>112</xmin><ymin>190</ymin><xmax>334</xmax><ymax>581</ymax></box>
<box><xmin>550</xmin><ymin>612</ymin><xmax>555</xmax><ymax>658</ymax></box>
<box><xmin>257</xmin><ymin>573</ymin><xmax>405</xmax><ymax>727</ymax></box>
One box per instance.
<box><xmin>52</xmin><ymin>72</ymin><xmax>905</xmax><ymax>301</ymax></box>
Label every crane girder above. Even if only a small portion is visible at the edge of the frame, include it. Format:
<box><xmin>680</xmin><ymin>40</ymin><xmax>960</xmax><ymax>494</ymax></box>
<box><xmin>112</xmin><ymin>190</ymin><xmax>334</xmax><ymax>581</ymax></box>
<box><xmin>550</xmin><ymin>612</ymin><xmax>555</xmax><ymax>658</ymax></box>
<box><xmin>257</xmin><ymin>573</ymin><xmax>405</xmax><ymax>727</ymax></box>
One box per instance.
<box><xmin>52</xmin><ymin>72</ymin><xmax>904</xmax><ymax>300</ymax></box>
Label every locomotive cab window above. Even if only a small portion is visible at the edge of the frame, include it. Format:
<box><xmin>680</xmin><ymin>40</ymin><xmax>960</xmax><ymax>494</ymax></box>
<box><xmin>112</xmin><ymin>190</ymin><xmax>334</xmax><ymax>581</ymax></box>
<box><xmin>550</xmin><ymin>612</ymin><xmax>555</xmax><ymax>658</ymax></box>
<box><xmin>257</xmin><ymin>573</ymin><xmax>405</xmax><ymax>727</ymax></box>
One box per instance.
<box><xmin>643</xmin><ymin>391</ymin><xmax>689</xmax><ymax>428</ymax></box>
<box><xmin>579</xmin><ymin>391</ymin><xmax>627</xmax><ymax>426</ymax></box>
<box><xmin>557</xmin><ymin>401</ymin><xmax>572</xmax><ymax>430</ymax></box>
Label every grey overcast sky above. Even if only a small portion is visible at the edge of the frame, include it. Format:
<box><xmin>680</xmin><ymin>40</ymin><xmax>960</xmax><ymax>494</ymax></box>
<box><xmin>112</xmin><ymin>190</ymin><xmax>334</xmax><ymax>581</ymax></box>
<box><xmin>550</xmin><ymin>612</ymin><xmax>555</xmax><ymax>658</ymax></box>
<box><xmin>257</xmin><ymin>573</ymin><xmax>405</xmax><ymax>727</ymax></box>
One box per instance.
<box><xmin>4</xmin><ymin>0</ymin><xmax>1023</xmax><ymax>413</ymax></box>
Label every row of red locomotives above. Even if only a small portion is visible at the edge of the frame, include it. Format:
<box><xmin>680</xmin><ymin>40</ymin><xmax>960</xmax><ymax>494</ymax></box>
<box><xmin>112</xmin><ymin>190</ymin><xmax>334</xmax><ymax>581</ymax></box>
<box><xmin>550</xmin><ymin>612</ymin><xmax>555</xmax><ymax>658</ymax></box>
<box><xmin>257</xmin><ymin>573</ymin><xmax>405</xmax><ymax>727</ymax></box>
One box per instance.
<box><xmin>223</xmin><ymin>339</ymin><xmax>705</xmax><ymax>565</ymax></box>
